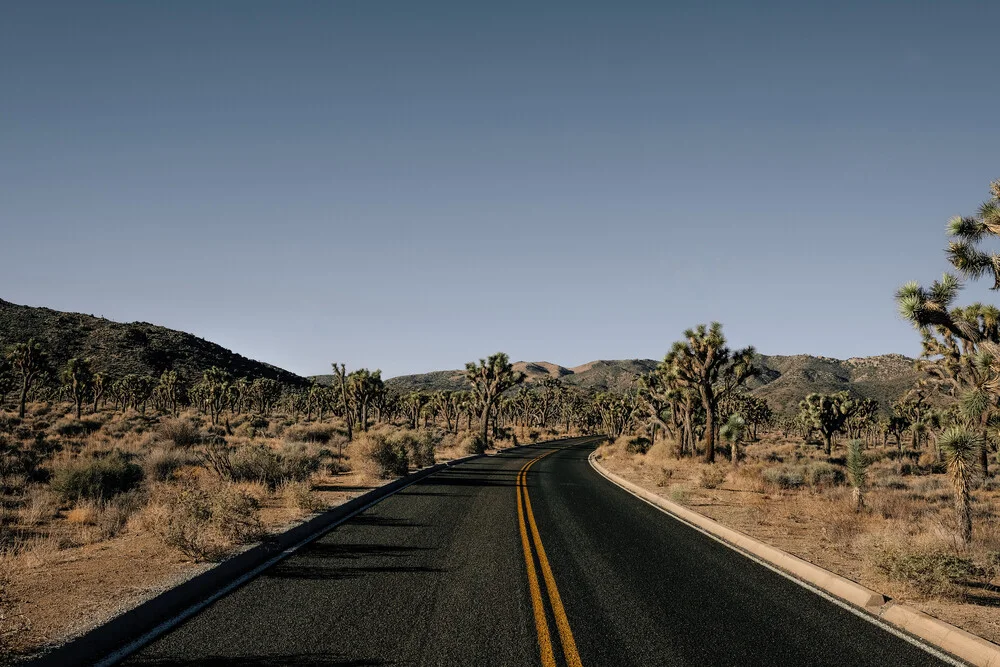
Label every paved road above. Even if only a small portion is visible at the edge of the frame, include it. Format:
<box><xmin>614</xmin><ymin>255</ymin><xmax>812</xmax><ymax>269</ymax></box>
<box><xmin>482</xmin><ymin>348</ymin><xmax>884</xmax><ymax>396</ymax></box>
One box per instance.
<box><xmin>123</xmin><ymin>438</ymin><xmax>950</xmax><ymax>666</ymax></box>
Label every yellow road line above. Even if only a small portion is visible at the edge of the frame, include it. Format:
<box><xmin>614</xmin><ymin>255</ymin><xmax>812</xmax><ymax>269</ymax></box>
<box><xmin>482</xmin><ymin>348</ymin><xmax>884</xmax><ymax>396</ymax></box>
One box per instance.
<box><xmin>517</xmin><ymin>462</ymin><xmax>556</xmax><ymax>667</ymax></box>
<box><xmin>518</xmin><ymin>448</ymin><xmax>584</xmax><ymax>667</ymax></box>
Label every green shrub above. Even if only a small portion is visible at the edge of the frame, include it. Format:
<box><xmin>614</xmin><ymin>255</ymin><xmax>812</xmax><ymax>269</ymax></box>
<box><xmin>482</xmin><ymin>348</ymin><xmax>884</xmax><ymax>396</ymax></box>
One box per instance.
<box><xmin>872</xmin><ymin>548</ymin><xmax>982</xmax><ymax>596</ymax></box>
<box><xmin>626</xmin><ymin>437</ymin><xmax>652</xmax><ymax>454</ymax></box>
<box><xmin>761</xmin><ymin>466</ymin><xmax>805</xmax><ymax>490</ymax></box>
<box><xmin>51</xmin><ymin>451</ymin><xmax>144</xmax><ymax>501</ymax></box>
<box><xmin>283</xmin><ymin>423</ymin><xmax>335</xmax><ymax>444</ymax></box>
<box><xmin>806</xmin><ymin>462</ymin><xmax>845</xmax><ymax>488</ymax></box>
<box><xmin>466</xmin><ymin>434</ymin><xmax>487</xmax><ymax>455</ymax></box>
<box><xmin>392</xmin><ymin>430</ymin><xmax>437</xmax><ymax>468</ymax></box>
<box><xmin>208</xmin><ymin>443</ymin><xmax>319</xmax><ymax>490</ymax></box>
<box><xmin>361</xmin><ymin>433</ymin><xmax>409</xmax><ymax>478</ymax></box>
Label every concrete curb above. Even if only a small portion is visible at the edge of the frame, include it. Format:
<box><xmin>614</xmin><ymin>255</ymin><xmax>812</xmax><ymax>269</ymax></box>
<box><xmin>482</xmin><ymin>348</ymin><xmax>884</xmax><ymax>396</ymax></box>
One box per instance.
<box><xmin>27</xmin><ymin>442</ymin><xmax>554</xmax><ymax>667</ymax></box>
<box><xmin>589</xmin><ymin>450</ymin><xmax>1000</xmax><ymax>667</ymax></box>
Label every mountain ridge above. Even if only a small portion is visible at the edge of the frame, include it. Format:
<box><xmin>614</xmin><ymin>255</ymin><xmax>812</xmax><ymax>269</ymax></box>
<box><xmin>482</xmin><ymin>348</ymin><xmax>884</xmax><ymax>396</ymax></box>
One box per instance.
<box><xmin>0</xmin><ymin>298</ymin><xmax>307</xmax><ymax>386</ymax></box>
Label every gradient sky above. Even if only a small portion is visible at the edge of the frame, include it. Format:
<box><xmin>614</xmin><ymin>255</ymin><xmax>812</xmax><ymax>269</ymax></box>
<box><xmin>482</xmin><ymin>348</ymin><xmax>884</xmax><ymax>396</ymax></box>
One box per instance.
<box><xmin>3</xmin><ymin>1</ymin><xmax>999</xmax><ymax>378</ymax></box>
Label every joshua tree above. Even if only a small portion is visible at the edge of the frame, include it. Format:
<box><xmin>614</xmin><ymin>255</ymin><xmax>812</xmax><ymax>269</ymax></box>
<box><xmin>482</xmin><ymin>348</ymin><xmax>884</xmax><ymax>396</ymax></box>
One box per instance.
<box><xmin>593</xmin><ymin>390</ymin><xmax>637</xmax><ymax>440</ymax></box>
<box><xmin>349</xmin><ymin>369</ymin><xmax>384</xmax><ymax>431</ymax></box>
<box><xmin>91</xmin><ymin>373</ymin><xmax>108</xmax><ymax>413</ymax></box>
<box><xmin>665</xmin><ymin>323</ymin><xmax>758</xmax><ymax>463</ymax></box>
<box><xmin>719</xmin><ymin>413</ymin><xmax>746</xmax><ymax>466</ymax></box>
<box><xmin>404</xmin><ymin>392</ymin><xmax>428</xmax><ymax>430</ymax></box>
<box><xmin>798</xmin><ymin>392</ymin><xmax>858</xmax><ymax>455</ymax></box>
<box><xmin>156</xmin><ymin>370</ymin><xmax>181</xmax><ymax>416</ymax></box>
<box><xmin>465</xmin><ymin>353</ymin><xmax>526</xmax><ymax>451</ymax></box>
<box><xmin>0</xmin><ymin>360</ymin><xmax>13</xmax><ymax>409</ymax></box>
<box><xmin>249</xmin><ymin>377</ymin><xmax>282</xmax><ymax>416</ymax></box>
<box><xmin>61</xmin><ymin>357</ymin><xmax>94</xmax><ymax>419</ymax></box>
<box><xmin>846</xmin><ymin>439</ymin><xmax>869</xmax><ymax>512</ymax></box>
<box><xmin>433</xmin><ymin>390</ymin><xmax>460</xmax><ymax>433</ymax></box>
<box><xmin>198</xmin><ymin>367</ymin><xmax>231</xmax><ymax>425</ymax></box>
<box><xmin>6</xmin><ymin>338</ymin><xmax>50</xmax><ymax>418</ymax></box>
<box><xmin>938</xmin><ymin>426</ymin><xmax>982</xmax><ymax>543</ymax></box>
<box><xmin>332</xmin><ymin>363</ymin><xmax>353</xmax><ymax>441</ymax></box>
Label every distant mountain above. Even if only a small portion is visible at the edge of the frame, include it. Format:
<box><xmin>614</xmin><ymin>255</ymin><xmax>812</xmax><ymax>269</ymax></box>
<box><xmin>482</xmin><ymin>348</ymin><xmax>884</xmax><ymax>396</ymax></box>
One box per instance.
<box><xmin>363</xmin><ymin>354</ymin><xmax>919</xmax><ymax>415</ymax></box>
<box><xmin>0</xmin><ymin>298</ymin><xmax>307</xmax><ymax>386</ymax></box>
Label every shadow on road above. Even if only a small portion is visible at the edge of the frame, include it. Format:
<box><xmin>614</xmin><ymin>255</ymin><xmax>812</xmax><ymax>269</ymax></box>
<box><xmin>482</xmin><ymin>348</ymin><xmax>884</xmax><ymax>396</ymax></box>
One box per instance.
<box><xmin>132</xmin><ymin>654</ymin><xmax>389</xmax><ymax>666</ymax></box>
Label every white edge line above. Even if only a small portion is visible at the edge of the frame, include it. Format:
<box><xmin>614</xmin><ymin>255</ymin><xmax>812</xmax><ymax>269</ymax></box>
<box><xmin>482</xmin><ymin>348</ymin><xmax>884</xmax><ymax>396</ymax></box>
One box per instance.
<box><xmin>585</xmin><ymin>451</ymin><xmax>967</xmax><ymax>667</ymax></box>
<box><xmin>95</xmin><ymin>439</ymin><xmax>595</xmax><ymax>666</ymax></box>
<box><xmin>95</xmin><ymin>454</ymin><xmax>489</xmax><ymax>667</ymax></box>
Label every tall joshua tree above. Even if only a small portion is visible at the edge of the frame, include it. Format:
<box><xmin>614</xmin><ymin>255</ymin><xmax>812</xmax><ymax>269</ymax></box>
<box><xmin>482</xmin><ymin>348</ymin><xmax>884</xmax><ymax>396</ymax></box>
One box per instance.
<box><xmin>332</xmin><ymin>363</ymin><xmax>353</xmax><ymax>441</ymax></box>
<box><xmin>665</xmin><ymin>323</ymin><xmax>757</xmax><ymax>463</ymax></box>
<box><xmin>465</xmin><ymin>353</ymin><xmax>526</xmax><ymax>452</ymax></box>
<box><xmin>897</xmin><ymin>181</ymin><xmax>1000</xmax><ymax>476</ymax></box>
<box><xmin>939</xmin><ymin>426</ymin><xmax>982</xmax><ymax>543</ymax></box>
<box><xmin>92</xmin><ymin>373</ymin><xmax>108</xmax><ymax>413</ymax></box>
<box><xmin>7</xmin><ymin>338</ymin><xmax>50</xmax><ymax>418</ymax></box>
<box><xmin>798</xmin><ymin>392</ymin><xmax>858</xmax><ymax>455</ymax></box>
<box><xmin>62</xmin><ymin>357</ymin><xmax>94</xmax><ymax>419</ymax></box>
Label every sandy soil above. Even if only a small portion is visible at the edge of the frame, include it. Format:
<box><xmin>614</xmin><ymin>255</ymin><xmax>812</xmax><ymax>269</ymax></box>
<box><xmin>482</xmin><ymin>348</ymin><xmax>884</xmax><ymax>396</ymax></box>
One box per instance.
<box><xmin>4</xmin><ymin>471</ymin><xmax>372</xmax><ymax>661</ymax></box>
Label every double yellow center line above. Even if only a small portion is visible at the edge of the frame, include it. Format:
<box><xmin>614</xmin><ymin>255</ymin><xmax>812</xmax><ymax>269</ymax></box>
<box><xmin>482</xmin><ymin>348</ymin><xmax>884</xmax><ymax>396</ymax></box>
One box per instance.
<box><xmin>517</xmin><ymin>448</ymin><xmax>583</xmax><ymax>667</ymax></box>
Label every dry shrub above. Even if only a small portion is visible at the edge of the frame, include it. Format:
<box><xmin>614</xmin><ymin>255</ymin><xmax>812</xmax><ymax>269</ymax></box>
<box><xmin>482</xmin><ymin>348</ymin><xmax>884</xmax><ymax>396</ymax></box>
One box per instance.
<box><xmin>869</xmin><ymin>542</ymin><xmax>982</xmax><ymax>597</ymax></box>
<box><xmin>143</xmin><ymin>447</ymin><xmax>196</xmax><ymax>482</ymax></box>
<box><xmin>19</xmin><ymin>485</ymin><xmax>60</xmax><ymax>526</ymax></box>
<box><xmin>656</xmin><ymin>467</ymin><xmax>673</xmax><ymax>487</ymax></box>
<box><xmin>145</xmin><ymin>483</ymin><xmax>263</xmax><ymax>561</ymax></box>
<box><xmin>157</xmin><ymin>418</ymin><xmax>202</xmax><ymax>447</ymax></box>
<box><xmin>204</xmin><ymin>442</ymin><xmax>319</xmax><ymax>490</ymax></box>
<box><xmin>698</xmin><ymin>466</ymin><xmax>727</xmax><ymax>489</ymax></box>
<box><xmin>69</xmin><ymin>491</ymin><xmax>147</xmax><ymax>542</ymax></box>
<box><xmin>283</xmin><ymin>423</ymin><xmax>337</xmax><ymax>445</ymax></box>
<box><xmin>65</xmin><ymin>503</ymin><xmax>99</xmax><ymax>526</ymax></box>
<box><xmin>51</xmin><ymin>451</ymin><xmax>144</xmax><ymax>502</ymax></box>
<box><xmin>668</xmin><ymin>485</ymin><xmax>690</xmax><ymax>504</ymax></box>
<box><xmin>283</xmin><ymin>481</ymin><xmax>326</xmax><ymax>513</ymax></box>
<box><xmin>53</xmin><ymin>417</ymin><xmax>103</xmax><ymax>438</ymax></box>
<box><xmin>625</xmin><ymin>436</ymin><xmax>652</xmax><ymax>455</ymax></box>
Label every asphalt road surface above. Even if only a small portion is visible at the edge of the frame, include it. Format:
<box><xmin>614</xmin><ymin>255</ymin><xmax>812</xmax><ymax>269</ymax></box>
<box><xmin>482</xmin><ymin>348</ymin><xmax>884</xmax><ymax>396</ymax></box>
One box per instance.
<box><xmin>123</xmin><ymin>437</ymin><xmax>951</xmax><ymax>666</ymax></box>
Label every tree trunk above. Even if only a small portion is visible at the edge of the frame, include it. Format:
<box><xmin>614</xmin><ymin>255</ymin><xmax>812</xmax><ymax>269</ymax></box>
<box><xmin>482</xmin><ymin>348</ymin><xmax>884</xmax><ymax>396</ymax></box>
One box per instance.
<box><xmin>480</xmin><ymin>402</ymin><xmax>491</xmax><ymax>450</ymax></box>
<box><xmin>958</xmin><ymin>490</ymin><xmax>972</xmax><ymax>543</ymax></box>
<box><xmin>18</xmin><ymin>379</ymin><xmax>28</xmax><ymax>418</ymax></box>
<box><xmin>701</xmin><ymin>386</ymin><xmax>716</xmax><ymax>463</ymax></box>
<box><xmin>824</xmin><ymin>432</ymin><xmax>833</xmax><ymax>456</ymax></box>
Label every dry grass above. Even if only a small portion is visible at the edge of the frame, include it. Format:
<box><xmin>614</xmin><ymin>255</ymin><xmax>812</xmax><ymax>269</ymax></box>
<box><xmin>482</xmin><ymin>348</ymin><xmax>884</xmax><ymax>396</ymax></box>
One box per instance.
<box><xmin>0</xmin><ymin>400</ymin><xmax>558</xmax><ymax>658</ymax></box>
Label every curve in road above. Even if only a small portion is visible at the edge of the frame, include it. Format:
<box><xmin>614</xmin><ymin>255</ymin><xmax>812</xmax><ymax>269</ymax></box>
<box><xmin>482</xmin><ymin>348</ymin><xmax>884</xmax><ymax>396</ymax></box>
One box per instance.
<box><xmin>120</xmin><ymin>437</ymin><xmax>952</xmax><ymax>666</ymax></box>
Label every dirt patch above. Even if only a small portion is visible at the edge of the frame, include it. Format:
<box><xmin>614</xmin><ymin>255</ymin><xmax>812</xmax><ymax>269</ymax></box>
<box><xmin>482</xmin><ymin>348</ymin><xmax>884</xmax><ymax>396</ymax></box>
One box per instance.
<box><xmin>3</xmin><ymin>470</ymin><xmax>370</xmax><ymax>661</ymax></box>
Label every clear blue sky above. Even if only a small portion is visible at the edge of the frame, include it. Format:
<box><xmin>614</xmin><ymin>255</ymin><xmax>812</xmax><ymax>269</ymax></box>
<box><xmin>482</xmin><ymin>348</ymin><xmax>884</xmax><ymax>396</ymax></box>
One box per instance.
<box><xmin>2</xmin><ymin>1</ymin><xmax>998</xmax><ymax>378</ymax></box>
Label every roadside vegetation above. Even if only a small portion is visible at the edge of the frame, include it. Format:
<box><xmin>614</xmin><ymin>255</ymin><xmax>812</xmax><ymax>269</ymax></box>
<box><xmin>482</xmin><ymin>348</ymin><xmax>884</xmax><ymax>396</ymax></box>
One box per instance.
<box><xmin>593</xmin><ymin>180</ymin><xmax>1000</xmax><ymax>643</ymax></box>
<box><xmin>0</xmin><ymin>349</ymin><xmax>586</xmax><ymax>657</ymax></box>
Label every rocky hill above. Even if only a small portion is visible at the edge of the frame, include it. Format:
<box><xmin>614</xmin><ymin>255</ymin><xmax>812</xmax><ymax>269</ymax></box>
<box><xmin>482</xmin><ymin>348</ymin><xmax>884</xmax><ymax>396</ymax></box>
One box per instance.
<box><xmin>0</xmin><ymin>298</ymin><xmax>307</xmax><ymax>386</ymax></box>
<box><xmin>377</xmin><ymin>354</ymin><xmax>919</xmax><ymax>414</ymax></box>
